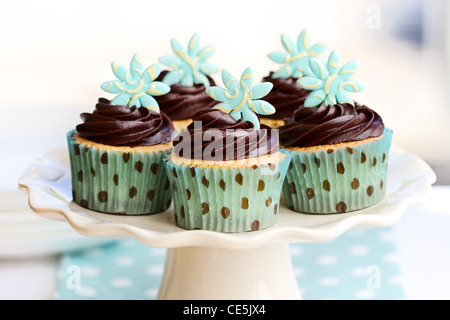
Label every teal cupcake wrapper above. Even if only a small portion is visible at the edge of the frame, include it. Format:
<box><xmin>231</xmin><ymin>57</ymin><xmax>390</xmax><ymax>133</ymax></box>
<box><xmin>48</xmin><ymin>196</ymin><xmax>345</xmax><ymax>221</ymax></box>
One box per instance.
<box><xmin>165</xmin><ymin>152</ymin><xmax>291</xmax><ymax>232</ymax></box>
<box><xmin>282</xmin><ymin>128</ymin><xmax>393</xmax><ymax>214</ymax></box>
<box><xmin>67</xmin><ymin>130</ymin><xmax>172</xmax><ymax>215</ymax></box>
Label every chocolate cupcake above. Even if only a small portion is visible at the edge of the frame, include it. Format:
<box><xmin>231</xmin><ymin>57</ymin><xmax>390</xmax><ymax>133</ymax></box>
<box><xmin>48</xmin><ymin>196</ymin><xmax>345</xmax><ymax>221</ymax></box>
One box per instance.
<box><xmin>165</xmin><ymin>67</ymin><xmax>291</xmax><ymax>232</ymax></box>
<box><xmin>261</xmin><ymin>29</ymin><xmax>327</xmax><ymax>128</ymax></box>
<box><xmin>279</xmin><ymin>50</ymin><xmax>393</xmax><ymax>214</ymax></box>
<box><xmin>156</xmin><ymin>33</ymin><xmax>219</xmax><ymax>132</ymax></box>
<box><xmin>67</xmin><ymin>54</ymin><xmax>175</xmax><ymax>215</ymax></box>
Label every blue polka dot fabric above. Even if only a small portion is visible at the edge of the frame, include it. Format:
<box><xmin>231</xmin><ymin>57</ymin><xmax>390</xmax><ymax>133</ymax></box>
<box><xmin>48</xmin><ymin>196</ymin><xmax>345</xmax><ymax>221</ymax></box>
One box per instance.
<box><xmin>55</xmin><ymin>226</ymin><xmax>403</xmax><ymax>300</ymax></box>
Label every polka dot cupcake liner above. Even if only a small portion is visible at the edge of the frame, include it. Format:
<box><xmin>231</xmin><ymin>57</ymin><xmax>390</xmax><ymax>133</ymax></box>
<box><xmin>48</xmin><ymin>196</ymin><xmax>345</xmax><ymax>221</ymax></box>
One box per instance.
<box><xmin>67</xmin><ymin>130</ymin><xmax>172</xmax><ymax>215</ymax></box>
<box><xmin>282</xmin><ymin>128</ymin><xmax>393</xmax><ymax>214</ymax></box>
<box><xmin>164</xmin><ymin>152</ymin><xmax>291</xmax><ymax>232</ymax></box>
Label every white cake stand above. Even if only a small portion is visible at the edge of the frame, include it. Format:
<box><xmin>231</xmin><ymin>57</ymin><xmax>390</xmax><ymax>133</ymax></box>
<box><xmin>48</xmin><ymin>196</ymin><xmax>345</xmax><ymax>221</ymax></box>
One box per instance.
<box><xmin>19</xmin><ymin>146</ymin><xmax>436</xmax><ymax>300</ymax></box>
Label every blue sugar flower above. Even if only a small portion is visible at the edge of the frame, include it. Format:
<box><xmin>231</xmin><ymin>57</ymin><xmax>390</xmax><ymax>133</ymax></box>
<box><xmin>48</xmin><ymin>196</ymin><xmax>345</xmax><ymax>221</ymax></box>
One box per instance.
<box><xmin>100</xmin><ymin>53</ymin><xmax>170</xmax><ymax>113</ymax></box>
<box><xmin>206</xmin><ymin>67</ymin><xmax>275</xmax><ymax>130</ymax></box>
<box><xmin>159</xmin><ymin>33</ymin><xmax>218</xmax><ymax>87</ymax></box>
<box><xmin>297</xmin><ymin>50</ymin><xmax>366</xmax><ymax>107</ymax></box>
<box><xmin>268</xmin><ymin>29</ymin><xmax>327</xmax><ymax>79</ymax></box>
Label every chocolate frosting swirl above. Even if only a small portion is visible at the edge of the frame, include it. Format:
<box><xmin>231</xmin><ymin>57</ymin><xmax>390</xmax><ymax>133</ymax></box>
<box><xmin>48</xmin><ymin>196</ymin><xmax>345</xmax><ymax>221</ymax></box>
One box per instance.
<box><xmin>172</xmin><ymin>109</ymin><xmax>279</xmax><ymax>161</ymax></box>
<box><xmin>279</xmin><ymin>102</ymin><xmax>385</xmax><ymax>148</ymax></box>
<box><xmin>76</xmin><ymin>98</ymin><xmax>174</xmax><ymax>147</ymax></box>
<box><xmin>261</xmin><ymin>72</ymin><xmax>310</xmax><ymax>120</ymax></box>
<box><xmin>154</xmin><ymin>71</ymin><xmax>217</xmax><ymax>121</ymax></box>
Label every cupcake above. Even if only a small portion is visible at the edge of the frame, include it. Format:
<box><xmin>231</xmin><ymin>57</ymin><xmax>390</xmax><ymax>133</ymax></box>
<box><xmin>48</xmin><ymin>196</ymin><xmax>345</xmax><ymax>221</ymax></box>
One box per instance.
<box><xmin>261</xmin><ymin>29</ymin><xmax>327</xmax><ymax>128</ymax></box>
<box><xmin>279</xmin><ymin>50</ymin><xmax>393</xmax><ymax>214</ymax></box>
<box><xmin>67</xmin><ymin>54</ymin><xmax>175</xmax><ymax>215</ymax></box>
<box><xmin>165</xmin><ymin>67</ymin><xmax>291</xmax><ymax>232</ymax></box>
<box><xmin>155</xmin><ymin>33</ymin><xmax>218</xmax><ymax>132</ymax></box>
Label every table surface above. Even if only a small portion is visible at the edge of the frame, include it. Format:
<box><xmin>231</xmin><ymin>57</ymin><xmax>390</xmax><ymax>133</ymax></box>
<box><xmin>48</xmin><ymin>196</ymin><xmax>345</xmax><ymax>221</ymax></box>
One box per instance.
<box><xmin>0</xmin><ymin>185</ymin><xmax>449</xmax><ymax>300</ymax></box>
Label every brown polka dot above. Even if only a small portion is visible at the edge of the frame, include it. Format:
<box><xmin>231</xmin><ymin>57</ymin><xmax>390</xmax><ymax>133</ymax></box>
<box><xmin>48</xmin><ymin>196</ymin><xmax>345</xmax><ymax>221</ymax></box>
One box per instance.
<box><xmin>269</xmin><ymin>163</ymin><xmax>276</xmax><ymax>171</ymax></box>
<box><xmin>172</xmin><ymin>168</ymin><xmax>178</xmax><ymax>178</ymax></box>
<box><xmin>361</xmin><ymin>152</ymin><xmax>367</xmax><ymax>164</ymax></box>
<box><xmin>91</xmin><ymin>167</ymin><xmax>96</xmax><ymax>177</ymax></box>
<box><xmin>241</xmin><ymin>197</ymin><xmax>249</xmax><ymax>209</ymax></box>
<box><xmin>323</xmin><ymin>180</ymin><xmax>331</xmax><ymax>191</ymax></box>
<box><xmin>77</xmin><ymin>170</ymin><xmax>83</xmax><ymax>182</ymax></box>
<box><xmin>190</xmin><ymin>167</ymin><xmax>196</xmax><ymax>177</ymax></box>
<box><xmin>167</xmin><ymin>199</ymin><xmax>172</xmax><ymax>208</ymax></box>
<box><xmin>380</xmin><ymin>179</ymin><xmax>384</xmax><ymax>190</ymax></box>
<box><xmin>221</xmin><ymin>207</ymin><xmax>231</xmax><ymax>219</ymax></box>
<box><xmin>351</xmin><ymin>178</ymin><xmax>360</xmax><ymax>190</ymax></box>
<box><xmin>72</xmin><ymin>190</ymin><xmax>76</xmax><ymax>200</ymax></box>
<box><xmin>150</xmin><ymin>163</ymin><xmax>159</xmax><ymax>174</ymax></box>
<box><xmin>306</xmin><ymin>188</ymin><xmax>315</xmax><ymax>199</ymax></box>
<box><xmin>337</xmin><ymin>162</ymin><xmax>345</xmax><ymax>174</ymax></box>
<box><xmin>235</xmin><ymin>173</ymin><xmax>243</xmax><ymax>185</ymax></box>
<box><xmin>180</xmin><ymin>206</ymin><xmax>185</xmax><ymax>218</ymax></box>
<box><xmin>74</xmin><ymin>144</ymin><xmax>80</xmax><ymax>155</ymax></box>
<box><xmin>219</xmin><ymin>179</ymin><xmax>226</xmax><ymax>191</ymax></box>
<box><xmin>274</xmin><ymin>203</ymin><xmax>278</xmax><ymax>215</ymax></box>
<box><xmin>98</xmin><ymin>191</ymin><xmax>108</xmax><ymax>202</ymax></box>
<box><xmin>201</xmin><ymin>203</ymin><xmax>209</xmax><ymax>214</ymax></box>
<box><xmin>346</xmin><ymin>147</ymin><xmax>354</xmax><ymax>154</ymax></box>
<box><xmin>202</xmin><ymin>176</ymin><xmax>209</xmax><ymax>188</ymax></box>
<box><xmin>289</xmin><ymin>182</ymin><xmax>297</xmax><ymax>194</ymax></box>
<box><xmin>277</xmin><ymin>172</ymin><xmax>281</xmax><ymax>179</ymax></box>
<box><xmin>186</xmin><ymin>189</ymin><xmax>191</xmax><ymax>200</ymax></box>
<box><xmin>251</xmin><ymin>220</ymin><xmax>260</xmax><ymax>231</ymax></box>
<box><xmin>147</xmin><ymin>190</ymin><xmax>155</xmax><ymax>201</ymax></box>
<box><xmin>301</xmin><ymin>163</ymin><xmax>307</xmax><ymax>173</ymax></box>
<box><xmin>135</xmin><ymin>161</ymin><xmax>143</xmax><ymax>173</ymax></box>
<box><xmin>129</xmin><ymin>187</ymin><xmax>137</xmax><ymax>199</ymax></box>
<box><xmin>80</xmin><ymin>199</ymin><xmax>89</xmax><ymax>208</ymax></box>
<box><xmin>84</xmin><ymin>146</ymin><xmax>89</xmax><ymax>153</ymax></box>
<box><xmin>174</xmin><ymin>214</ymin><xmax>178</xmax><ymax>224</ymax></box>
<box><xmin>100</xmin><ymin>153</ymin><xmax>108</xmax><ymax>164</ymax></box>
<box><xmin>314</xmin><ymin>157</ymin><xmax>321</xmax><ymax>168</ymax></box>
<box><xmin>327</xmin><ymin>149</ymin><xmax>334</xmax><ymax>154</ymax></box>
<box><xmin>289</xmin><ymin>161</ymin><xmax>293</xmax><ymax>169</ymax></box>
<box><xmin>164</xmin><ymin>179</ymin><xmax>170</xmax><ymax>190</ymax></box>
<box><xmin>336</xmin><ymin>201</ymin><xmax>347</xmax><ymax>213</ymax></box>
<box><xmin>382</xmin><ymin>153</ymin><xmax>386</xmax><ymax>163</ymax></box>
<box><xmin>367</xmin><ymin>185</ymin><xmax>374</xmax><ymax>197</ymax></box>
<box><xmin>265</xmin><ymin>197</ymin><xmax>272</xmax><ymax>207</ymax></box>
<box><xmin>372</xmin><ymin>157</ymin><xmax>377</xmax><ymax>167</ymax></box>
<box><xmin>257</xmin><ymin>180</ymin><xmax>265</xmax><ymax>191</ymax></box>
<box><xmin>123</xmin><ymin>152</ymin><xmax>130</xmax><ymax>163</ymax></box>
<box><xmin>113</xmin><ymin>174</ymin><xmax>119</xmax><ymax>186</ymax></box>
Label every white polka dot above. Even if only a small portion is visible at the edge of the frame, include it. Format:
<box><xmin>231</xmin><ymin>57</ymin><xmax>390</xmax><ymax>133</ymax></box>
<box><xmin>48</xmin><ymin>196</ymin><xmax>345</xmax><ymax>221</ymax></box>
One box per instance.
<box><xmin>293</xmin><ymin>267</ymin><xmax>305</xmax><ymax>277</ymax></box>
<box><xmin>289</xmin><ymin>245</ymin><xmax>304</xmax><ymax>256</ymax></box>
<box><xmin>115</xmin><ymin>256</ymin><xmax>135</xmax><ymax>266</ymax></box>
<box><xmin>81</xmin><ymin>266</ymin><xmax>100</xmax><ymax>277</ymax></box>
<box><xmin>143</xmin><ymin>287</ymin><xmax>159</xmax><ymax>299</ymax></box>
<box><xmin>355</xmin><ymin>288</ymin><xmax>376</xmax><ymax>299</ymax></box>
<box><xmin>318</xmin><ymin>277</ymin><xmax>340</xmax><ymax>287</ymax></box>
<box><xmin>146</xmin><ymin>265</ymin><xmax>164</xmax><ymax>276</ymax></box>
<box><xmin>349</xmin><ymin>245</ymin><xmax>370</xmax><ymax>256</ymax></box>
<box><xmin>316</xmin><ymin>254</ymin><xmax>338</xmax><ymax>266</ymax></box>
<box><xmin>351</xmin><ymin>266</ymin><xmax>368</xmax><ymax>277</ymax></box>
<box><xmin>75</xmin><ymin>286</ymin><xmax>98</xmax><ymax>298</ymax></box>
<box><xmin>110</xmin><ymin>277</ymin><xmax>133</xmax><ymax>288</ymax></box>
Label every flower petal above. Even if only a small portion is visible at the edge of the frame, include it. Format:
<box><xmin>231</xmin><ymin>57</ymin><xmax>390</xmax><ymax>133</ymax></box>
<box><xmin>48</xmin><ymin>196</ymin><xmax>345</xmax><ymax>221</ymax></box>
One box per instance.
<box><xmin>239</xmin><ymin>67</ymin><xmax>253</xmax><ymax>92</ymax></box>
<box><xmin>297</xmin><ymin>76</ymin><xmax>324</xmax><ymax>90</ymax></box>
<box><xmin>213</xmin><ymin>102</ymin><xmax>233</xmax><ymax>114</ymax></box>
<box><xmin>197</xmin><ymin>44</ymin><xmax>216</xmax><ymax>62</ymax></box>
<box><xmin>146</xmin><ymin>81</ymin><xmax>170</xmax><ymax>96</ymax></box>
<box><xmin>296</xmin><ymin>29</ymin><xmax>309</xmax><ymax>52</ymax></box>
<box><xmin>158</xmin><ymin>55</ymin><xmax>183</xmax><ymax>69</ymax></box>
<box><xmin>303</xmin><ymin>89</ymin><xmax>326</xmax><ymax>107</ymax></box>
<box><xmin>249</xmin><ymin>100</ymin><xmax>275</xmax><ymax>116</ymax></box>
<box><xmin>163</xmin><ymin>69</ymin><xmax>183</xmax><ymax>85</ymax></box>
<box><xmin>221</xmin><ymin>69</ymin><xmax>238</xmax><ymax>92</ymax></box>
<box><xmin>335</xmin><ymin>91</ymin><xmax>353</xmax><ymax>104</ymax></box>
<box><xmin>338</xmin><ymin>60</ymin><xmax>360</xmax><ymax>81</ymax></box>
<box><xmin>281</xmin><ymin>33</ymin><xmax>296</xmax><ymax>54</ymax></box>
<box><xmin>199</xmin><ymin>62</ymin><xmax>218</xmax><ymax>76</ymax></box>
<box><xmin>240</xmin><ymin>108</ymin><xmax>260</xmax><ymax>130</ymax></box>
<box><xmin>101</xmin><ymin>80</ymin><xmax>124</xmax><ymax>94</ymax></box>
<box><xmin>268</xmin><ymin>51</ymin><xmax>290</xmax><ymax>64</ymax></box>
<box><xmin>171</xmin><ymin>38</ymin><xmax>188</xmax><ymax>58</ymax></box>
<box><xmin>307</xmin><ymin>41</ymin><xmax>327</xmax><ymax>57</ymax></box>
<box><xmin>139</xmin><ymin>94</ymin><xmax>159</xmax><ymax>112</ymax></box>
<box><xmin>327</xmin><ymin>50</ymin><xmax>341</xmax><ymax>74</ymax></box>
<box><xmin>341</xmin><ymin>79</ymin><xmax>366</xmax><ymax>92</ymax></box>
<box><xmin>110</xmin><ymin>93</ymin><xmax>131</xmax><ymax>106</ymax></box>
<box><xmin>130</xmin><ymin>53</ymin><xmax>144</xmax><ymax>80</ymax></box>
<box><xmin>111</xmin><ymin>61</ymin><xmax>133</xmax><ymax>84</ymax></box>
<box><xmin>206</xmin><ymin>86</ymin><xmax>229</xmax><ymax>102</ymax></box>
<box><xmin>309</xmin><ymin>58</ymin><xmax>329</xmax><ymax>79</ymax></box>
<box><xmin>188</xmin><ymin>32</ymin><xmax>201</xmax><ymax>57</ymax></box>
<box><xmin>249</xmin><ymin>82</ymin><xmax>273</xmax><ymax>100</ymax></box>
<box><xmin>143</xmin><ymin>63</ymin><xmax>162</xmax><ymax>82</ymax></box>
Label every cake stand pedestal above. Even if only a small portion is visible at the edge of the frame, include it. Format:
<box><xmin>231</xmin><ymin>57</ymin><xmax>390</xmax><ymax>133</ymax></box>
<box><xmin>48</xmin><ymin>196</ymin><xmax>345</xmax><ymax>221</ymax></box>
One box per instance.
<box><xmin>19</xmin><ymin>146</ymin><xmax>436</xmax><ymax>300</ymax></box>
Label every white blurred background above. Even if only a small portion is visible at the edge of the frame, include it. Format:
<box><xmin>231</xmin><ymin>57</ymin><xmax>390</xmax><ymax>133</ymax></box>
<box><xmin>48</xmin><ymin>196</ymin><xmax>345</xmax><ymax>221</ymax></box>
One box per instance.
<box><xmin>1</xmin><ymin>0</ymin><xmax>449</xmax><ymax>189</ymax></box>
